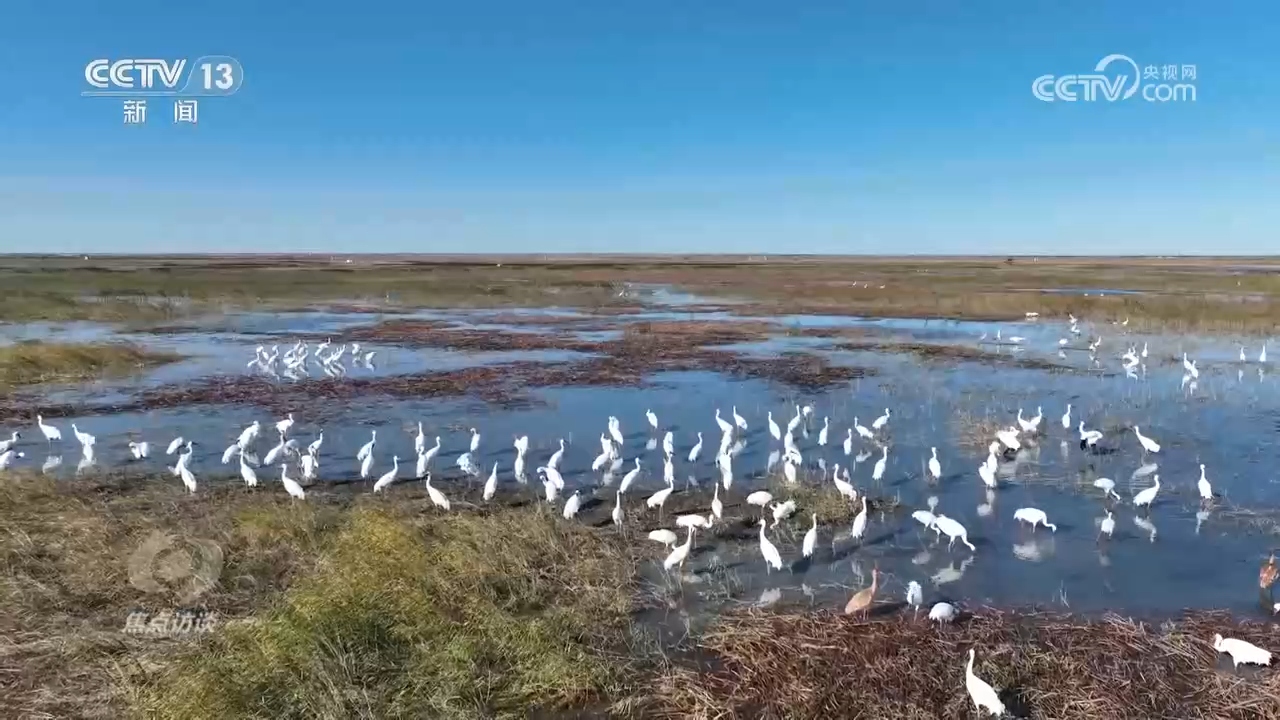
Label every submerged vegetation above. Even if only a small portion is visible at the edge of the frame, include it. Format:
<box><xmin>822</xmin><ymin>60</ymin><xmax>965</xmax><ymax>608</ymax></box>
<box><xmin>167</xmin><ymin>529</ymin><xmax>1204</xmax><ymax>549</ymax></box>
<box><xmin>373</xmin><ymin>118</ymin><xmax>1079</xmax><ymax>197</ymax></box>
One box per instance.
<box><xmin>0</xmin><ymin>341</ymin><xmax>180</xmax><ymax>390</ymax></box>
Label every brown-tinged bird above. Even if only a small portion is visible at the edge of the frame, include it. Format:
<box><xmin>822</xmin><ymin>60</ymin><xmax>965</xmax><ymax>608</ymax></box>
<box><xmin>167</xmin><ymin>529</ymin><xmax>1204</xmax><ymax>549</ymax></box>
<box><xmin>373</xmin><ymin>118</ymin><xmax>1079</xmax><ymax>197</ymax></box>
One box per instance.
<box><xmin>844</xmin><ymin>566</ymin><xmax>879</xmax><ymax>616</ymax></box>
<box><xmin>1261</xmin><ymin>554</ymin><xmax>1278</xmax><ymax>591</ymax></box>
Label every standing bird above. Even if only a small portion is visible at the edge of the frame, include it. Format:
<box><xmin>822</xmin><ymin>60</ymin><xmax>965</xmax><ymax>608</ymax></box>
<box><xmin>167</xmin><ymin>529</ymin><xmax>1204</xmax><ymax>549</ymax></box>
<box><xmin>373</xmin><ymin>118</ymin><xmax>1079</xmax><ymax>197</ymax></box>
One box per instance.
<box><xmin>767</xmin><ymin>412</ymin><xmax>782</xmax><ymax>441</ymax></box>
<box><xmin>1133</xmin><ymin>475</ymin><xmax>1161</xmax><ymax>511</ymax></box>
<box><xmin>281</xmin><ymin>464</ymin><xmax>305</xmax><ymax>499</ymax></box>
<box><xmin>906</xmin><ymin>580</ymin><xmax>923</xmax><ymax>617</ymax></box>
<box><xmin>37</xmin><ymin>415</ymin><xmax>62</xmax><ymax>445</ymax></box>
<box><xmin>1260</xmin><ymin>553</ymin><xmax>1278</xmax><ymax>607</ymax></box>
<box><xmin>562</xmin><ymin>491</ymin><xmax>581</xmax><ymax>520</ymax></box>
<box><xmin>687</xmin><ymin>432</ymin><xmax>703</xmax><ymax>463</ymax></box>
<box><xmin>373</xmin><ymin>456</ymin><xmax>399</xmax><ymax>492</ymax></box>
<box><xmin>817</xmin><ymin>417</ymin><xmax>829</xmax><ymax>446</ymax></box>
<box><xmin>128</xmin><ymin>440</ymin><xmax>150</xmax><ymax>460</ymax></box>
<box><xmin>357</xmin><ymin>430</ymin><xmax>376</xmax><ymax>462</ymax></box>
<box><xmin>732</xmin><ymin>406</ymin><xmax>748</xmax><ymax>431</ymax></box>
<box><xmin>1133</xmin><ymin>426</ymin><xmax>1161</xmax><ymax>454</ymax></box>
<box><xmin>757</xmin><ymin>519</ymin><xmax>784</xmax><ymax>573</ymax></box>
<box><xmin>929</xmin><ymin>602</ymin><xmax>957</xmax><ymax>624</ymax></box>
<box><xmin>1013</xmin><ymin>507</ymin><xmax>1057</xmax><ymax>532</ymax></box>
<box><xmin>646</xmin><ymin>409</ymin><xmax>658</xmax><ymax>430</ymax></box>
<box><xmin>1061</xmin><ymin>404</ymin><xmax>1071</xmax><ymax>430</ymax></box>
<box><xmin>850</xmin><ymin>495</ymin><xmax>869</xmax><ymax>542</ymax></box>
<box><xmin>872</xmin><ymin>446</ymin><xmax>888</xmax><ymax>482</ymax></box>
<box><xmin>469</xmin><ymin>427</ymin><xmax>481</xmax><ymax>454</ymax></box>
<box><xmin>1197</xmin><ymin>464</ymin><xmax>1212</xmax><ymax>504</ymax></box>
<box><xmin>872</xmin><ymin>408</ymin><xmax>891</xmax><ymax>431</ymax></box>
<box><xmin>927</xmin><ymin>447</ymin><xmax>941</xmax><ymax>482</ymax></box>
<box><xmin>844</xmin><ymin>566</ymin><xmax>879</xmax><ymax>616</ymax></box>
<box><xmin>424</xmin><ymin>474</ymin><xmax>450</xmax><ymax>511</ymax></box>
<box><xmin>1213</xmin><ymin>634</ymin><xmax>1272</xmax><ymax>667</ymax></box>
<box><xmin>483</xmin><ymin>463</ymin><xmax>498</xmax><ymax>501</ymax></box>
<box><xmin>965</xmin><ymin>648</ymin><xmax>1006</xmax><ymax>717</ymax></box>
<box><xmin>663</xmin><ymin>527</ymin><xmax>695</xmax><ymax>573</ymax></box>
<box><xmin>802</xmin><ymin>513</ymin><xmax>818</xmax><ymax>558</ymax></box>
<box><xmin>611</xmin><ymin>490</ymin><xmax>624</xmax><ymax>527</ymax></box>
<box><xmin>1098</xmin><ymin>510</ymin><xmax>1115</xmax><ymax>540</ymax></box>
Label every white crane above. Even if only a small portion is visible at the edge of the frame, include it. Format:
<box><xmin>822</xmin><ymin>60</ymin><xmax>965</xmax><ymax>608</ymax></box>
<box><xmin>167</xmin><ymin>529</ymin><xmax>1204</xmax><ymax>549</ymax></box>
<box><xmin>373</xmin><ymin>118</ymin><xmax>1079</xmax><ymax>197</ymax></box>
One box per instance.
<box><xmin>687</xmin><ymin>432</ymin><xmax>702</xmax><ymax>463</ymax></box>
<box><xmin>663</xmin><ymin>527</ymin><xmax>695</xmax><ymax>572</ymax></box>
<box><xmin>1133</xmin><ymin>426</ymin><xmax>1161</xmax><ymax>454</ymax></box>
<box><xmin>1197</xmin><ymin>464</ymin><xmax>1212</xmax><ymax>504</ymax></box>
<box><xmin>1092</xmin><ymin>477</ymin><xmax>1121</xmax><ymax>502</ymax></box>
<box><xmin>562</xmin><ymin>491</ymin><xmax>581</xmax><ymax>520</ymax></box>
<box><xmin>424</xmin><ymin>473</ymin><xmax>450</xmax><ymax>510</ymax></box>
<box><xmin>1013</xmin><ymin>507</ymin><xmax>1057</xmax><ymax>532</ymax></box>
<box><xmin>483</xmin><ymin>463</ymin><xmax>498</xmax><ymax>501</ymax></box>
<box><xmin>850</xmin><ymin>496</ymin><xmax>868</xmax><ymax>542</ymax></box>
<box><xmin>281</xmin><ymin>464</ymin><xmax>305</xmax><ymax>499</ymax></box>
<box><xmin>965</xmin><ymin>648</ymin><xmax>1006</xmax><ymax>717</ymax></box>
<box><xmin>1133</xmin><ymin>475</ymin><xmax>1161</xmax><ymax>511</ymax></box>
<box><xmin>1213</xmin><ymin>634</ymin><xmax>1271</xmax><ymax>667</ymax></box>
<box><xmin>934</xmin><ymin>515</ymin><xmax>976</xmax><ymax>551</ymax></box>
<box><xmin>757</xmin><ymin>519</ymin><xmax>783</xmax><ymax>573</ymax></box>
<box><xmin>929</xmin><ymin>602</ymin><xmax>957</xmax><ymax>623</ymax></box>
<box><xmin>373</xmin><ymin>456</ymin><xmax>399</xmax><ymax>492</ymax></box>
<box><xmin>802</xmin><ymin>513</ymin><xmax>818</xmax><ymax>557</ymax></box>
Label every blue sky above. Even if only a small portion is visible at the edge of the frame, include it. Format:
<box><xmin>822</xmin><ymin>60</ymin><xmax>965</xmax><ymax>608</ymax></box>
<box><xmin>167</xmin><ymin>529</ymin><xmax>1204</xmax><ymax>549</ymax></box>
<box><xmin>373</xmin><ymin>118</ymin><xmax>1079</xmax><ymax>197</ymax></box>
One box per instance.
<box><xmin>0</xmin><ymin>0</ymin><xmax>1276</xmax><ymax>254</ymax></box>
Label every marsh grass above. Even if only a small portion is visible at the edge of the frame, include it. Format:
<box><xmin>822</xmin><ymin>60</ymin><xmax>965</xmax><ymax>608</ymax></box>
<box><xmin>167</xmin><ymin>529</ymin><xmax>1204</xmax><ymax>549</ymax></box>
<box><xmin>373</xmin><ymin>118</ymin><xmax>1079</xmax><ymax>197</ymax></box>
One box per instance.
<box><xmin>6</xmin><ymin>256</ymin><xmax>1280</xmax><ymax>332</ymax></box>
<box><xmin>765</xmin><ymin>475</ymin><xmax>862</xmax><ymax>525</ymax></box>
<box><xmin>951</xmin><ymin>409</ymin><xmax>1009</xmax><ymax>453</ymax></box>
<box><xmin>656</xmin><ymin>608</ymin><xmax>1280</xmax><ymax>719</ymax></box>
<box><xmin>0</xmin><ymin>341</ymin><xmax>180</xmax><ymax>390</ymax></box>
<box><xmin>0</xmin><ymin>472</ymin><xmax>644</xmax><ymax>720</ymax></box>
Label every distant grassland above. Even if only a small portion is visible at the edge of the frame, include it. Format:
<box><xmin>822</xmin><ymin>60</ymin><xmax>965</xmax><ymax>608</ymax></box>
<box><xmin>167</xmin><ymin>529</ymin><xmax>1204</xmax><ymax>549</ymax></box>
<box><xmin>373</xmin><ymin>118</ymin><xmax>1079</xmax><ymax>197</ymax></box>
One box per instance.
<box><xmin>2</xmin><ymin>255</ymin><xmax>1279</xmax><ymax>332</ymax></box>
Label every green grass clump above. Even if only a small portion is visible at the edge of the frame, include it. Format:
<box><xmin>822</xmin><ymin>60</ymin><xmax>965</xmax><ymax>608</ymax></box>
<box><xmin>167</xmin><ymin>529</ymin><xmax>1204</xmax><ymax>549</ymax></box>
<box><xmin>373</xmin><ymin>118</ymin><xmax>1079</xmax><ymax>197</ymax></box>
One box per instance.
<box><xmin>0</xmin><ymin>341</ymin><xmax>180</xmax><ymax>389</ymax></box>
<box><xmin>139</xmin><ymin>506</ymin><xmax>639</xmax><ymax>720</ymax></box>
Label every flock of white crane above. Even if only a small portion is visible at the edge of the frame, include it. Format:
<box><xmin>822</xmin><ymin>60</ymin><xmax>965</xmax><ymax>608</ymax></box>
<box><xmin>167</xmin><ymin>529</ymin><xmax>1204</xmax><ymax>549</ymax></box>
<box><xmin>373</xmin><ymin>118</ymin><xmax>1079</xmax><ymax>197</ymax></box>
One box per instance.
<box><xmin>2</xmin><ymin>320</ymin><xmax>1276</xmax><ymax>716</ymax></box>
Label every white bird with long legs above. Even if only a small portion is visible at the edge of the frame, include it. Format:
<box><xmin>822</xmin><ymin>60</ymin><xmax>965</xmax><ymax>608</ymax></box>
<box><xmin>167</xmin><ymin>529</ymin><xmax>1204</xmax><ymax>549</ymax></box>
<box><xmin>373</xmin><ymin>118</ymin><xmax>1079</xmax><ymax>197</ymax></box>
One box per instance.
<box><xmin>1133</xmin><ymin>475</ymin><xmax>1161</xmax><ymax>511</ymax></box>
<box><xmin>1013</xmin><ymin>507</ymin><xmax>1057</xmax><ymax>532</ymax></box>
<box><xmin>934</xmin><ymin>515</ymin><xmax>976</xmax><ymax>551</ymax></box>
<box><xmin>1133</xmin><ymin>425</ymin><xmax>1161</xmax><ymax>454</ymax></box>
<box><xmin>757</xmin><ymin>519</ymin><xmax>783</xmax><ymax>573</ymax></box>
<box><xmin>373</xmin><ymin>456</ymin><xmax>399</xmax><ymax>492</ymax></box>
<box><xmin>965</xmin><ymin>648</ymin><xmax>1006</xmax><ymax>717</ymax></box>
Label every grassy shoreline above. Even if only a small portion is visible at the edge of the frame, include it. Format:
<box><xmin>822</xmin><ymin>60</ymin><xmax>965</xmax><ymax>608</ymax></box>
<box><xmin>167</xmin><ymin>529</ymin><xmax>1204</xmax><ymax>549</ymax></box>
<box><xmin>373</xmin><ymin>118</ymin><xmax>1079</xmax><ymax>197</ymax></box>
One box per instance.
<box><xmin>0</xmin><ymin>341</ymin><xmax>180</xmax><ymax>390</ymax></box>
<box><xmin>2</xmin><ymin>472</ymin><xmax>1278</xmax><ymax>718</ymax></box>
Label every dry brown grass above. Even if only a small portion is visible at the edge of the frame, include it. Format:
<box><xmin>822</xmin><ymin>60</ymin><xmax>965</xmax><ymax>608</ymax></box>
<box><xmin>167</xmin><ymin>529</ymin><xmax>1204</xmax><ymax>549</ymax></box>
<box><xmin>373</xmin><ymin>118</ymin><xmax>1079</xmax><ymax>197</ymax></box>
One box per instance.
<box><xmin>0</xmin><ymin>341</ymin><xmax>179</xmax><ymax>390</ymax></box>
<box><xmin>655</xmin><ymin>608</ymin><xmax>1280</xmax><ymax>719</ymax></box>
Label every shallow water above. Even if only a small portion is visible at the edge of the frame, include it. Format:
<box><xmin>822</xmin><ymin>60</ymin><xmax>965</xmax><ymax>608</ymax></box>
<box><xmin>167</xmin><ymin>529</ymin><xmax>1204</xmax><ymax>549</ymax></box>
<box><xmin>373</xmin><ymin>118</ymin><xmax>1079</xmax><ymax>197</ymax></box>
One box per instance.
<box><xmin>2</xmin><ymin>306</ymin><xmax>1279</xmax><ymax>625</ymax></box>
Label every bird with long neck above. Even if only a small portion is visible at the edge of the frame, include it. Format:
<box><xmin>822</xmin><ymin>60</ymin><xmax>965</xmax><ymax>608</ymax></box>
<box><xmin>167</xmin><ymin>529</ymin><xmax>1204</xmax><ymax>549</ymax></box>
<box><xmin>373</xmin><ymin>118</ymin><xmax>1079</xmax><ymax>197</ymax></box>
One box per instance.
<box><xmin>1261</xmin><ymin>553</ymin><xmax>1279</xmax><ymax>609</ymax></box>
<box><xmin>844</xmin><ymin>566</ymin><xmax>879</xmax><ymax>616</ymax></box>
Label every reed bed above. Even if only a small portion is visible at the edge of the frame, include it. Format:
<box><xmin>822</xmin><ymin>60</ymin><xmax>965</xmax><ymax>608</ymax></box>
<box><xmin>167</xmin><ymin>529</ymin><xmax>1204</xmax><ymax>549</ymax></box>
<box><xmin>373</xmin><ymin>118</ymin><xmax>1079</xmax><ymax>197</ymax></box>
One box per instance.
<box><xmin>655</xmin><ymin>608</ymin><xmax>1280</xmax><ymax>719</ymax></box>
